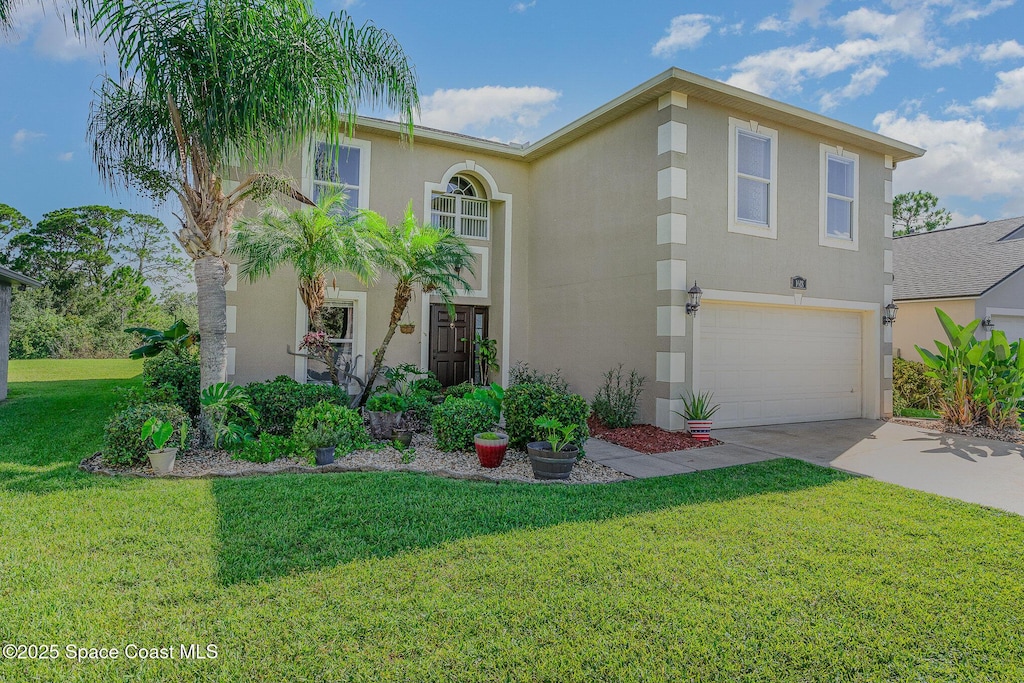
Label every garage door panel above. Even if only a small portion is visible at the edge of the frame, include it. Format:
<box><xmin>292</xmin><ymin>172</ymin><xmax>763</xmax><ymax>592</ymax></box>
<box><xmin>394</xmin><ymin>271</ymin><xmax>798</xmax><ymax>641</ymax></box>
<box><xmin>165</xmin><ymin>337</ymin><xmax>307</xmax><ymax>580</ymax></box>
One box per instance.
<box><xmin>700</xmin><ymin>303</ymin><xmax>864</xmax><ymax>428</ymax></box>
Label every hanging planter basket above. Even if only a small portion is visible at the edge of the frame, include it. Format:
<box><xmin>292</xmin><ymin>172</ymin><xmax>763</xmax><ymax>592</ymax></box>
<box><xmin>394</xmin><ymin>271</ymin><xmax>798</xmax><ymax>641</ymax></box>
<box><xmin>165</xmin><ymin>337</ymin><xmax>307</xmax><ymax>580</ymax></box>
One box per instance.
<box><xmin>399</xmin><ymin>323</ymin><xmax>416</xmax><ymax>335</ymax></box>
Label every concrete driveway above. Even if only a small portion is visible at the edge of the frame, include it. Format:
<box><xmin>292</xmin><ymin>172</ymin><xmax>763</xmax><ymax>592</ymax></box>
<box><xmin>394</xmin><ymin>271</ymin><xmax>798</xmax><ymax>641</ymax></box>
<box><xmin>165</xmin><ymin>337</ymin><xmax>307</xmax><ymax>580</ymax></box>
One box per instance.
<box><xmin>589</xmin><ymin>419</ymin><xmax>1024</xmax><ymax>515</ymax></box>
<box><xmin>715</xmin><ymin>419</ymin><xmax>1024</xmax><ymax>515</ymax></box>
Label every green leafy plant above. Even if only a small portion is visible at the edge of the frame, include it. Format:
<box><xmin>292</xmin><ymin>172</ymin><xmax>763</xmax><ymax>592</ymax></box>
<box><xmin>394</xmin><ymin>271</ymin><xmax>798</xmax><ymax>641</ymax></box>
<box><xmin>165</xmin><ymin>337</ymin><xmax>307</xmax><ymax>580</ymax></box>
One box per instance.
<box><xmin>431</xmin><ymin>398</ymin><xmax>495</xmax><ymax>452</ymax></box>
<box><xmin>402</xmin><ymin>392</ymin><xmax>437</xmax><ymax>432</ymax></box>
<box><xmin>200</xmin><ymin>382</ymin><xmax>260</xmax><ymax>449</ymax></box>
<box><xmin>125</xmin><ymin>319</ymin><xmax>200</xmax><ymax>359</ymax></box>
<box><xmin>232</xmin><ymin>435</ymin><xmax>296</xmax><ymax>464</ymax></box>
<box><xmin>592</xmin><ymin>364</ymin><xmax>646</xmax><ymax>428</ymax></box>
<box><xmin>409</xmin><ymin>375</ymin><xmax>443</xmax><ymax>397</ymax></box>
<box><xmin>444</xmin><ymin>382</ymin><xmax>476</xmax><ymax>400</ymax></box>
<box><xmin>104</xmin><ymin>403</ymin><xmax>190</xmax><ymax>467</ymax></box>
<box><xmin>462</xmin><ymin>334</ymin><xmax>499</xmax><ymax>384</ymax></box>
<box><xmin>292</xmin><ymin>401</ymin><xmax>369</xmax><ymax>456</ymax></box>
<box><xmin>468</xmin><ymin>382</ymin><xmax>505</xmax><ymax>422</ymax></box>
<box><xmin>477</xmin><ymin>431</ymin><xmax>502</xmax><ymax>440</ymax></box>
<box><xmin>504</xmin><ymin>383</ymin><xmax>590</xmax><ymax>454</ymax></box>
<box><xmin>142</xmin><ymin>352</ymin><xmax>201</xmax><ymax>417</ymax></box>
<box><xmin>674</xmin><ymin>390</ymin><xmax>720</xmax><ymax>421</ymax></box>
<box><xmin>893</xmin><ymin>357</ymin><xmax>942</xmax><ymax>412</ymax></box>
<box><xmin>916</xmin><ymin>309</ymin><xmax>984</xmax><ymax>426</ymax></box>
<box><xmin>508</xmin><ymin>361</ymin><xmax>569</xmax><ymax>393</ymax></box>
<box><xmin>366</xmin><ymin>392</ymin><xmax>408</xmax><ymax>413</ymax></box>
<box><xmin>380</xmin><ymin>363</ymin><xmax>430</xmax><ymax>397</ymax></box>
<box><xmin>245</xmin><ymin>376</ymin><xmax>347</xmax><ymax>436</ymax></box>
<box><xmin>141</xmin><ymin>417</ymin><xmax>188</xmax><ymax>451</ymax></box>
<box><xmin>533</xmin><ymin>417</ymin><xmax>578</xmax><ymax>454</ymax></box>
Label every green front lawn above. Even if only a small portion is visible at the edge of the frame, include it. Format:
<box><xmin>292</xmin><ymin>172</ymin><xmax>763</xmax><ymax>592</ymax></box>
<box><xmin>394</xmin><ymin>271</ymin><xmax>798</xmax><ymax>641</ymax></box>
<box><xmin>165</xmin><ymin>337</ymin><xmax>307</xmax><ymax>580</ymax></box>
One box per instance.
<box><xmin>2</xmin><ymin>361</ymin><xmax>1023</xmax><ymax>681</ymax></box>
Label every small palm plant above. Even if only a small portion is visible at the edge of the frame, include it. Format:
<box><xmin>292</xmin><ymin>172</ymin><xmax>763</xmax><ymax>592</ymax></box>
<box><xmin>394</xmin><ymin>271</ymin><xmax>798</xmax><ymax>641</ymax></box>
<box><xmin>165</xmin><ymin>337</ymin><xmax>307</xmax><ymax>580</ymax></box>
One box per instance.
<box><xmin>355</xmin><ymin>205</ymin><xmax>475</xmax><ymax>405</ymax></box>
<box><xmin>675</xmin><ymin>390</ymin><xmax>721</xmax><ymax>421</ymax></box>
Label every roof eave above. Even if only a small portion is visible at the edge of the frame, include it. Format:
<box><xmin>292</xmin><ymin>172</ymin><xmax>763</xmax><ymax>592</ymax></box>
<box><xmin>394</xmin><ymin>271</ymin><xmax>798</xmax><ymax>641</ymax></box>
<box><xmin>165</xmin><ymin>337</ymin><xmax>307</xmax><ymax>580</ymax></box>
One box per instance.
<box><xmin>0</xmin><ymin>266</ymin><xmax>41</xmax><ymax>288</ymax></box>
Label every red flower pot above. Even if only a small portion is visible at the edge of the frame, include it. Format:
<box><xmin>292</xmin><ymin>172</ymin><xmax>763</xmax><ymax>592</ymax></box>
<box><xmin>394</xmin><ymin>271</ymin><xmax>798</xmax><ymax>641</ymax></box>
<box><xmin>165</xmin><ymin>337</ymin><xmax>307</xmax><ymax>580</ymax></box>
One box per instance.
<box><xmin>474</xmin><ymin>432</ymin><xmax>508</xmax><ymax>468</ymax></box>
<box><xmin>687</xmin><ymin>420</ymin><xmax>713</xmax><ymax>442</ymax></box>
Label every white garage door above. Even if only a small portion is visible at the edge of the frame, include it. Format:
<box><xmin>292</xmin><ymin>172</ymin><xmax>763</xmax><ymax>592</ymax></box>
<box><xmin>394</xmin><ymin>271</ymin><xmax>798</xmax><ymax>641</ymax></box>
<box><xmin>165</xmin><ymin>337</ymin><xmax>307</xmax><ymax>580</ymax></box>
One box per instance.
<box><xmin>698</xmin><ymin>303</ymin><xmax>864</xmax><ymax>428</ymax></box>
<box><xmin>989</xmin><ymin>314</ymin><xmax>1024</xmax><ymax>344</ymax></box>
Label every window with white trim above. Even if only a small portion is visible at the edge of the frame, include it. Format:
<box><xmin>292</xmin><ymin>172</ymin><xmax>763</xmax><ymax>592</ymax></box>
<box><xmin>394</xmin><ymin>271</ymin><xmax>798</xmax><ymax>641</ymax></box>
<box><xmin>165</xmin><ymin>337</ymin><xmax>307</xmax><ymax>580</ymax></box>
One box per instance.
<box><xmin>728</xmin><ymin>118</ymin><xmax>778</xmax><ymax>239</ymax></box>
<box><xmin>818</xmin><ymin>145</ymin><xmax>859</xmax><ymax>251</ymax></box>
<box><xmin>307</xmin><ymin>301</ymin><xmax>355</xmax><ymax>387</ymax></box>
<box><xmin>308</xmin><ymin>140</ymin><xmax>369</xmax><ymax>212</ymax></box>
<box><xmin>431</xmin><ymin>174</ymin><xmax>489</xmax><ymax>239</ymax></box>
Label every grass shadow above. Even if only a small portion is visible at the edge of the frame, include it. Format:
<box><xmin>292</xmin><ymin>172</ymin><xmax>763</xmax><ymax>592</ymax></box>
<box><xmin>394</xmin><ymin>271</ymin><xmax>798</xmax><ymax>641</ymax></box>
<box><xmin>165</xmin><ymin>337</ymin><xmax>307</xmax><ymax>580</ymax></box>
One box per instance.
<box><xmin>213</xmin><ymin>458</ymin><xmax>850</xmax><ymax>586</ymax></box>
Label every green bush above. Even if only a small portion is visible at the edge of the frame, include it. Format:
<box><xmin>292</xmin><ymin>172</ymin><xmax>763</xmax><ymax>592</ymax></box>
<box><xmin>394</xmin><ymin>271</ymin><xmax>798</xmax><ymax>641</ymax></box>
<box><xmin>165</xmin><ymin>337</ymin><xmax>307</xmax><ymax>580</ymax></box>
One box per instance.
<box><xmin>292</xmin><ymin>401</ymin><xmax>369</xmax><ymax>456</ymax></box>
<box><xmin>142</xmin><ymin>352</ymin><xmax>201</xmax><ymax>417</ymax></box>
<box><xmin>403</xmin><ymin>392</ymin><xmax>437</xmax><ymax>432</ymax></box>
<box><xmin>103</xmin><ymin>403</ymin><xmax>190</xmax><ymax>467</ymax></box>
<box><xmin>232</xmin><ymin>435</ymin><xmax>296</xmax><ymax>463</ymax></box>
<box><xmin>592</xmin><ymin>364</ymin><xmax>646</xmax><ymax>428</ymax></box>
<box><xmin>431</xmin><ymin>398</ymin><xmax>495</xmax><ymax>452</ymax></box>
<box><xmin>246</xmin><ymin>376</ymin><xmax>347</xmax><ymax>436</ymax></box>
<box><xmin>508</xmin><ymin>361</ymin><xmax>570</xmax><ymax>393</ymax></box>
<box><xmin>410</xmin><ymin>376</ymin><xmax>443</xmax><ymax>397</ymax></box>
<box><xmin>505</xmin><ymin>382</ymin><xmax>590</xmax><ymax>454</ymax></box>
<box><xmin>443</xmin><ymin>382</ymin><xmax>475</xmax><ymax>400</ymax></box>
<box><xmin>366</xmin><ymin>392</ymin><xmax>407</xmax><ymax>413</ymax></box>
<box><xmin>893</xmin><ymin>357</ymin><xmax>941</xmax><ymax>412</ymax></box>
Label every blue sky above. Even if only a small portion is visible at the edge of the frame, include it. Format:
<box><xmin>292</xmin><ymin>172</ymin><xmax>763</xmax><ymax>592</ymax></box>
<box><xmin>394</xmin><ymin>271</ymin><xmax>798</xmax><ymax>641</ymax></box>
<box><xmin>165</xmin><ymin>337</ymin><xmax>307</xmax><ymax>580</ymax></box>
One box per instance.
<box><xmin>2</xmin><ymin>0</ymin><xmax>1024</xmax><ymax>228</ymax></box>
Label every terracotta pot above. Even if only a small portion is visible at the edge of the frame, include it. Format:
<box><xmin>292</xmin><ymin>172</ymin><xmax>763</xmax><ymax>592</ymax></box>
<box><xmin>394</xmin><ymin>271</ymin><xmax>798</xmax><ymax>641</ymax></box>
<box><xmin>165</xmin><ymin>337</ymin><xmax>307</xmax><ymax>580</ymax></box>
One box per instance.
<box><xmin>147</xmin><ymin>447</ymin><xmax>177</xmax><ymax>475</ymax></box>
<box><xmin>474</xmin><ymin>432</ymin><xmax>508</xmax><ymax>468</ymax></box>
<box><xmin>527</xmin><ymin>441</ymin><xmax>578</xmax><ymax>480</ymax></box>
<box><xmin>687</xmin><ymin>420</ymin><xmax>713</xmax><ymax>442</ymax></box>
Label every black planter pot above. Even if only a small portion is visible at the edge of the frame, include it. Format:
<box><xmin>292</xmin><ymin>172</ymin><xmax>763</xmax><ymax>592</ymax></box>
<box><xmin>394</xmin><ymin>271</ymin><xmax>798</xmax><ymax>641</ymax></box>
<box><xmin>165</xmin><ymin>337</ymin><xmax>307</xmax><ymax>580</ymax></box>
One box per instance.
<box><xmin>526</xmin><ymin>441</ymin><xmax>579</xmax><ymax>480</ymax></box>
<box><xmin>314</xmin><ymin>446</ymin><xmax>336</xmax><ymax>466</ymax></box>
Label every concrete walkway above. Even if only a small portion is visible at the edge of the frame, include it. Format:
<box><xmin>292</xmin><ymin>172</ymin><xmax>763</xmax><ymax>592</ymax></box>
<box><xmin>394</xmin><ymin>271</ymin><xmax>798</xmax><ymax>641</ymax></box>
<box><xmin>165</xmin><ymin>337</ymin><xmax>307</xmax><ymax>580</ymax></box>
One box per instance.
<box><xmin>590</xmin><ymin>419</ymin><xmax>1024</xmax><ymax>515</ymax></box>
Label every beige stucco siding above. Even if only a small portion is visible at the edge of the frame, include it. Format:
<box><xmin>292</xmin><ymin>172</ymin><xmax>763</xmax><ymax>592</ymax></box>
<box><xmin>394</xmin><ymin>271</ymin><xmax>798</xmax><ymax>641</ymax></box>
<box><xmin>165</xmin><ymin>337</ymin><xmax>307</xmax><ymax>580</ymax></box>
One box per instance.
<box><xmin>892</xmin><ymin>298</ymin><xmax>976</xmax><ymax>358</ymax></box>
<box><xmin>527</xmin><ymin>105</ymin><xmax>661</xmax><ymax>422</ymax></box>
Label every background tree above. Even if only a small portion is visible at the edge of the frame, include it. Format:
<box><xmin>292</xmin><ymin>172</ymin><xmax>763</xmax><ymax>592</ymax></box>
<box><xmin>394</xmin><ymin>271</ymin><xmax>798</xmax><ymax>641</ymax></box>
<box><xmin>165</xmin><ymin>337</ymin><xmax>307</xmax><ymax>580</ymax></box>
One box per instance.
<box><xmin>86</xmin><ymin>0</ymin><xmax>418</xmax><ymax>401</ymax></box>
<box><xmin>117</xmin><ymin>212</ymin><xmax>189</xmax><ymax>286</ymax></box>
<box><xmin>893</xmin><ymin>191</ymin><xmax>953</xmax><ymax>236</ymax></box>
<box><xmin>0</xmin><ymin>203</ymin><xmax>31</xmax><ymax>262</ymax></box>
<box><xmin>356</xmin><ymin>206</ymin><xmax>474</xmax><ymax>406</ymax></box>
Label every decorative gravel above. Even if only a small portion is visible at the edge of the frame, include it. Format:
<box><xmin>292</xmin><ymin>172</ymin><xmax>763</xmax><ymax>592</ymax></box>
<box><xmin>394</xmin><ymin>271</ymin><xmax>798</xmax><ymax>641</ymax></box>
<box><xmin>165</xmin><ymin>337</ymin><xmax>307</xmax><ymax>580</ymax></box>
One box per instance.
<box><xmin>81</xmin><ymin>432</ymin><xmax>631</xmax><ymax>484</ymax></box>
<box><xmin>890</xmin><ymin>417</ymin><xmax>1024</xmax><ymax>445</ymax></box>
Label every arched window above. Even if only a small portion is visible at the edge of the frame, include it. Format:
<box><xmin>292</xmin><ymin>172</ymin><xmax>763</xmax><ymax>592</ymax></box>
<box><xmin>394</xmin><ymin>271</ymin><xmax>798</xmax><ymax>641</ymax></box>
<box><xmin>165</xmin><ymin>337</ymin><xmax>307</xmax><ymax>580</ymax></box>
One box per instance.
<box><xmin>431</xmin><ymin>173</ymin><xmax>489</xmax><ymax>239</ymax></box>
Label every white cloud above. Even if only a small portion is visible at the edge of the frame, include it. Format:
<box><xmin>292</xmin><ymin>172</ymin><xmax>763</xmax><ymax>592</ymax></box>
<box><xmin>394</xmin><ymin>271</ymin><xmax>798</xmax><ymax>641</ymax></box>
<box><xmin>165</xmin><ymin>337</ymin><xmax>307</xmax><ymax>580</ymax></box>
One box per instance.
<box><xmin>719</xmin><ymin>21</ymin><xmax>744</xmax><ymax>36</ymax></box>
<box><xmin>57</xmin><ymin>151</ymin><xmax>73</xmax><ymax>162</ymax></box>
<box><xmin>416</xmin><ymin>86</ymin><xmax>560</xmax><ymax>134</ymax></box>
<box><xmin>510</xmin><ymin>1</ymin><xmax>536</xmax><ymax>12</ymax></box>
<box><xmin>979</xmin><ymin>39</ymin><xmax>1024</xmax><ymax>62</ymax></box>
<box><xmin>651</xmin><ymin>14</ymin><xmax>717</xmax><ymax>57</ymax></box>
<box><xmin>950</xmin><ymin>210</ymin><xmax>987</xmax><ymax>226</ymax></box>
<box><xmin>755</xmin><ymin>15</ymin><xmax>790</xmax><ymax>32</ymax></box>
<box><xmin>334</xmin><ymin>0</ymin><xmax>359</xmax><ymax>9</ymax></box>
<box><xmin>819</xmin><ymin>64</ymin><xmax>888</xmax><ymax>110</ymax></box>
<box><xmin>946</xmin><ymin>0</ymin><xmax>1016</xmax><ymax>24</ymax></box>
<box><xmin>874</xmin><ymin>111</ymin><xmax>1024</xmax><ymax>214</ymax></box>
<box><xmin>11</xmin><ymin>129</ymin><xmax>45</xmax><ymax>151</ymax></box>
<box><xmin>790</xmin><ymin>0</ymin><xmax>830</xmax><ymax>25</ymax></box>
<box><xmin>726</xmin><ymin>6</ymin><xmax>966</xmax><ymax>99</ymax></box>
<box><xmin>6</xmin><ymin>2</ymin><xmax>103</xmax><ymax>62</ymax></box>
<box><xmin>973</xmin><ymin>66</ymin><xmax>1024</xmax><ymax>109</ymax></box>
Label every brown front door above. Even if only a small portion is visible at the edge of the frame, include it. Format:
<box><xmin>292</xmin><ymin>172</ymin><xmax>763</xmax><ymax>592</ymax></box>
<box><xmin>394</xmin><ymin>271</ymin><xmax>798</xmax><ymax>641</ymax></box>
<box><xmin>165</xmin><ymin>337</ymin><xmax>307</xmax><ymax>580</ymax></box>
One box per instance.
<box><xmin>429</xmin><ymin>304</ymin><xmax>487</xmax><ymax>386</ymax></box>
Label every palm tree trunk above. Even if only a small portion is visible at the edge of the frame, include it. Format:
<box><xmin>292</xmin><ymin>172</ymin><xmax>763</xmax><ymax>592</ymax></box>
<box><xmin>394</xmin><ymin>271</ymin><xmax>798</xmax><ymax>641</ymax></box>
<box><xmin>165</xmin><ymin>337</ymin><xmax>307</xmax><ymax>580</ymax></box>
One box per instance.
<box><xmin>357</xmin><ymin>285</ymin><xmax>412</xmax><ymax>406</ymax></box>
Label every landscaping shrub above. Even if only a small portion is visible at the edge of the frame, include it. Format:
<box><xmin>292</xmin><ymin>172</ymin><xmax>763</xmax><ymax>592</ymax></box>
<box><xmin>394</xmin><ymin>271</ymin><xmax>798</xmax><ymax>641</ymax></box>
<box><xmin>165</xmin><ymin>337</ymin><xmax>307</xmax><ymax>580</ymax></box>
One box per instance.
<box><xmin>103</xmin><ymin>402</ymin><xmax>190</xmax><ymax>467</ymax></box>
<box><xmin>366</xmin><ymin>392</ymin><xmax>408</xmax><ymax>413</ymax></box>
<box><xmin>246</xmin><ymin>376</ymin><xmax>347</xmax><ymax>436</ymax></box>
<box><xmin>432</xmin><ymin>398</ymin><xmax>495</xmax><ymax>452</ymax></box>
<box><xmin>505</xmin><ymin>383</ymin><xmax>590</xmax><ymax>453</ymax></box>
<box><xmin>592</xmin><ymin>364</ymin><xmax>646</xmax><ymax>428</ymax></box>
<box><xmin>893</xmin><ymin>357</ymin><xmax>941</xmax><ymax>412</ymax></box>
<box><xmin>443</xmin><ymin>382</ymin><xmax>475</xmax><ymax>400</ymax></box>
<box><xmin>403</xmin><ymin>392</ymin><xmax>437</xmax><ymax>432</ymax></box>
<box><xmin>232</xmin><ymin>435</ymin><xmax>296</xmax><ymax>463</ymax></box>
<box><xmin>410</xmin><ymin>375</ymin><xmax>443</xmax><ymax>397</ymax></box>
<box><xmin>292</xmin><ymin>401</ymin><xmax>369</xmax><ymax>456</ymax></box>
<box><xmin>142</xmin><ymin>352</ymin><xmax>201</xmax><ymax>417</ymax></box>
<box><xmin>508</xmin><ymin>361</ymin><xmax>569</xmax><ymax>393</ymax></box>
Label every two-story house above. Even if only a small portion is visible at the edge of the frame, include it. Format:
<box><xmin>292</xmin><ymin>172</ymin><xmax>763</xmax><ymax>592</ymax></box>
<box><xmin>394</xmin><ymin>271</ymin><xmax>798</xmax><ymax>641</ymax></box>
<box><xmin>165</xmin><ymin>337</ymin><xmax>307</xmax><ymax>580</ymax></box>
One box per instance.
<box><xmin>225</xmin><ymin>68</ymin><xmax>924</xmax><ymax>430</ymax></box>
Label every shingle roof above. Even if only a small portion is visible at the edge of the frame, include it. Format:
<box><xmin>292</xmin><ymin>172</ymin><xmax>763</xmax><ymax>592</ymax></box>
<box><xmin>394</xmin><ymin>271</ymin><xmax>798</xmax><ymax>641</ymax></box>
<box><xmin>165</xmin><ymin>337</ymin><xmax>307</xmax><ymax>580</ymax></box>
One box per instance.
<box><xmin>893</xmin><ymin>217</ymin><xmax>1024</xmax><ymax>300</ymax></box>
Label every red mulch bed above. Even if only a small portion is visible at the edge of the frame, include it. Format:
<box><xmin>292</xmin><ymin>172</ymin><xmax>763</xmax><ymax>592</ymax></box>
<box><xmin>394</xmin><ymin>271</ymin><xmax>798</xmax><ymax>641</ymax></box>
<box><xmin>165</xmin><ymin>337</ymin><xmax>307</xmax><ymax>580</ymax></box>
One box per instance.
<box><xmin>587</xmin><ymin>416</ymin><xmax>722</xmax><ymax>454</ymax></box>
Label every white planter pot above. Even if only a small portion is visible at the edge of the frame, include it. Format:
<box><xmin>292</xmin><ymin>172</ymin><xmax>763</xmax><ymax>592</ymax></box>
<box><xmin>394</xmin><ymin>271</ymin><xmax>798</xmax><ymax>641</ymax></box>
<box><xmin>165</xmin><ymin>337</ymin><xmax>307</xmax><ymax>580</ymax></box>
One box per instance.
<box><xmin>148</xmin><ymin>447</ymin><xmax>178</xmax><ymax>475</ymax></box>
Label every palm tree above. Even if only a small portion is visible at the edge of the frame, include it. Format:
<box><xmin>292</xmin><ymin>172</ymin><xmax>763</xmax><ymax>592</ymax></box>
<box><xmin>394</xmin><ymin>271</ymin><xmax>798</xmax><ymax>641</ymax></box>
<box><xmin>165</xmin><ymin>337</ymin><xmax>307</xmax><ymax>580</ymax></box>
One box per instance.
<box><xmin>356</xmin><ymin>205</ymin><xmax>475</xmax><ymax>406</ymax></box>
<box><xmin>231</xmin><ymin>191</ymin><xmax>379</xmax><ymax>384</ymax></box>
<box><xmin>85</xmin><ymin>0</ymin><xmax>418</xmax><ymax>399</ymax></box>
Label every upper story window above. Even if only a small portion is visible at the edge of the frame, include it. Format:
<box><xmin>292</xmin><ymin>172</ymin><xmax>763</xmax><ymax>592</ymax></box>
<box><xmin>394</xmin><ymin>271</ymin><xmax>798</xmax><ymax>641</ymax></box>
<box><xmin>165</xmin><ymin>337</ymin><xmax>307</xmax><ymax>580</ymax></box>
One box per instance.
<box><xmin>307</xmin><ymin>139</ymin><xmax>371</xmax><ymax>211</ymax></box>
<box><xmin>431</xmin><ymin>174</ymin><xmax>489</xmax><ymax>240</ymax></box>
<box><xmin>728</xmin><ymin>118</ymin><xmax>778</xmax><ymax>239</ymax></box>
<box><xmin>819</xmin><ymin>144</ymin><xmax>859</xmax><ymax>251</ymax></box>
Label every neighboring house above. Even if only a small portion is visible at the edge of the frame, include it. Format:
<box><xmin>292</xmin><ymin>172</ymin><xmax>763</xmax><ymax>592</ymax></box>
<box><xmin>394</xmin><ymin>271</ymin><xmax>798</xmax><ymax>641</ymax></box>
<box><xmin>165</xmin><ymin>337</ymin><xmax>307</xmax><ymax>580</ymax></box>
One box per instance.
<box><xmin>226</xmin><ymin>67</ymin><xmax>924</xmax><ymax>430</ymax></box>
<box><xmin>893</xmin><ymin>217</ymin><xmax>1024</xmax><ymax>359</ymax></box>
<box><xmin>0</xmin><ymin>265</ymin><xmax>41</xmax><ymax>401</ymax></box>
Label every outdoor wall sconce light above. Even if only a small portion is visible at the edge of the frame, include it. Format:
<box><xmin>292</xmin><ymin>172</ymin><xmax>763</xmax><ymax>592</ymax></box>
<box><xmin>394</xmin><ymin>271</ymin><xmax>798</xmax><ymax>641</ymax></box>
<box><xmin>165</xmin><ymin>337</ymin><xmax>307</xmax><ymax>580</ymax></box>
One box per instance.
<box><xmin>882</xmin><ymin>301</ymin><xmax>899</xmax><ymax>326</ymax></box>
<box><xmin>686</xmin><ymin>281</ymin><xmax>702</xmax><ymax>315</ymax></box>
<box><xmin>982</xmin><ymin>316</ymin><xmax>995</xmax><ymax>331</ymax></box>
